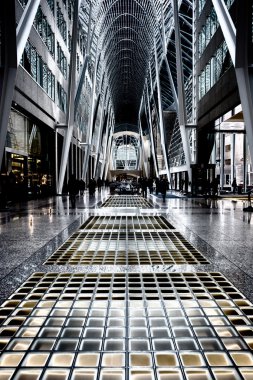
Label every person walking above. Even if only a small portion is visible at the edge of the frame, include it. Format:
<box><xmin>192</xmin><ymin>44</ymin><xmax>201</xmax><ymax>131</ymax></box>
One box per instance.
<box><xmin>67</xmin><ymin>174</ymin><xmax>79</xmax><ymax>208</ymax></box>
<box><xmin>232</xmin><ymin>178</ymin><xmax>237</xmax><ymax>194</ymax></box>
<box><xmin>160</xmin><ymin>177</ymin><xmax>168</xmax><ymax>202</ymax></box>
<box><xmin>148</xmin><ymin>177</ymin><xmax>153</xmax><ymax>194</ymax></box>
<box><xmin>97</xmin><ymin>177</ymin><xmax>103</xmax><ymax>192</ymax></box>
<box><xmin>141</xmin><ymin>177</ymin><xmax>148</xmax><ymax>198</ymax></box>
<box><xmin>89</xmin><ymin>178</ymin><xmax>96</xmax><ymax>196</ymax></box>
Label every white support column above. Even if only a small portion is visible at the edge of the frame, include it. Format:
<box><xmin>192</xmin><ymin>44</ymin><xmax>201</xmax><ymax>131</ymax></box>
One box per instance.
<box><xmin>16</xmin><ymin>0</ymin><xmax>41</xmax><ymax>65</ymax></box>
<box><xmin>145</xmin><ymin>84</ymin><xmax>159</xmax><ymax>178</ymax></box>
<box><xmin>103</xmin><ymin>126</ymin><xmax>113</xmax><ymax>181</ymax></box>
<box><xmin>93</xmin><ymin>88</ymin><xmax>108</xmax><ymax>178</ymax></box>
<box><xmin>100</xmin><ymin>111</ymin><xmax>111</xmax><ymax>178</ymax></box>
<box><xmin>82</xmin><ymin>51</ymin><xmax>100</xmax><ymax>182</ymax></box>
<box><xmin>161</xmin><ymin>4</ymin><xmax>179</xmax><ymax>113</ymax></box>
<box><xmin>139</xmin><ymin>121</ymin><xmax>148</xmax><ymax>177</ymax></box>
<box><xmin>153</xmin><ymin>40</ymin><xmax>171</xmax><ymax>180</ymax></box>
<box><xmin>211</xmin><ymin>0</ymin><xmax>236</xmax><ymax>65</ymax></box>
<box><xmin>57</xmin><ymin>0</ymin><xmax>81</xmax><ymax>193</ymax></box>
<box><xmin>231</xmin><ymin>133</ymin><xmax>235</xmax><ymax>182</ymax></box>
<box><xmin>220</xmin><ymin>133</ymin><xmax>225</xmax><ymax>189</ymax></box>
<box><xmin>172</xmin><ymin>0</ymin><xmax>192</xmax><ymax>182</ymax></box>
<box><xmin>192</xmin><ymin>0</ymin><xmax>198</xmax><ymax>125</ymax></box>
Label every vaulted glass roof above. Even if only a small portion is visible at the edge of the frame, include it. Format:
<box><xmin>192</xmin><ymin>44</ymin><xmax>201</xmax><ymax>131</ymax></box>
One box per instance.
<box><xmin>79</xmin><ymin>0</ymin><xmax>193</xmax><ymax>132</ymax></box>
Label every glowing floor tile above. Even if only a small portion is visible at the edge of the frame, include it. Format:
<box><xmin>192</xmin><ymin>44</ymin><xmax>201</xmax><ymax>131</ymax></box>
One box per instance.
<box><xmin>44</xmin><ymin>229</ymin><xmax>208</xmax><ymax>266</ymax></box>
<box><xmin>101</xmin><ymin>195</ymin><xmax>152</xmax><ymax>208</ymax></box>
<box><xmin>0</xmin><ymin>272</ymin><xmax>252</xmax><ymax>379</ymax></box>
<box><xmin>79</xmin><ymin>215</ymin><xmax>175</xmax><ymax>230</ymax></box>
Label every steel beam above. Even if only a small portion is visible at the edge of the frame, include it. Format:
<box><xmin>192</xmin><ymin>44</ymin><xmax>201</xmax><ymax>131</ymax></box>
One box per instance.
<box><xmin>93</xmin><ymin>90</ymin><xmax>109</xmax><ymax>178</ymax></box>
<box><xmin>103</xmin><ymin>124</ymin><xmax>113</xmax><ymax>181</ymax></box>
<box><xmin>16</xmin><ymin>0</ymin><xmax>41</xmax><ymax>65</ymax></box>
<box><xmin>74</xmin><ymin>5</ymin><xmax>93</xmax><ymax>114</ymax></box>
<box><xmin>211</xmin><ymin>0</ymin><xmax>236</xmax><ymax>65</ymax></box>
<box><xmin>139</xmin><ymin>122</ymin><xmax>148</xmax><ymax>177</ymax></box>
<box><xmin>57</xmin><ymin>0</ymin><xmax>81</xmax><ymax>193</ymax></box>
<box><xmin>172</xmin><ymin>0</ymin><xmax>192</xmax><ymax>182</ymax></box>
<box><xmin>81</xmin><ymin>51</ymin><xmax>100</xmax><ymax>182</ymax></box>
<box><xmin>145</xmin><ymin>84</ymin><xmax>159</xmax><ymax>178</ymax></box>
<box><xmin>153</xmin><ymin>40</ymin><xmax>171</xmax><ymax>180</ymax></box>
<box><xmin>160</xmin><ymin>3</ymin><xmax>179</xmax><ymax>112</ymax></box>
<box><xmin>101</xmin><ymin>110</ymin><xmax>112</xmax><ymax>179</ymax></box>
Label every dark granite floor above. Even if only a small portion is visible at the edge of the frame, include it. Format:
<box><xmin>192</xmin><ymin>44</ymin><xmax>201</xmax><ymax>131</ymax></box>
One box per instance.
<box><xmin>0</xmin><ymin>189</ymin><xmax>252</xmax><ymax>303</ymax></box>
<box><xmin>1</xmin><ymin>190</ymin><xmax>253</xmax><ymax>379</ymax></box>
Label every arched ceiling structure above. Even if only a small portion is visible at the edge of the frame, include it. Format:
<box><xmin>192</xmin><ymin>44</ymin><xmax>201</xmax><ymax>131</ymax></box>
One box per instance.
<box><xmin>79</xmin><ymin>0</ymin><xmax>193</xmax><ymax>134</ymax></box>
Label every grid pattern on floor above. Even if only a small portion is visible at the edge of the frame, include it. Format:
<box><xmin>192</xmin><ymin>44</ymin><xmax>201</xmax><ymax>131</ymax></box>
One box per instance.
<box><xmin>44</xmin><ymin>230</ymin><xmax>209</xmax><ymax>265</ymax></box>
<box><xmin>79</xmin><ymin>216</ymin><xmax>175</xmax><ymax>230</ymax></box>
<box><xmin>101</xmin><ymin>196</ymin><xmax>152</xmax><ymax>208</ymax></box>
<box><xmin>0</xmin><ymin>272</ymin><xmax>253</xmax><ymax>380</ymax></box>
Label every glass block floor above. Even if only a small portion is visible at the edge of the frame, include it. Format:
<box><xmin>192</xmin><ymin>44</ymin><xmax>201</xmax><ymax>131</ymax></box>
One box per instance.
<box><xmin>101</xmin><ymin>196</ymin><xmax>152</xmax><ymax>208</ymax></box>
<box><xmin>79</xmin><ymin>216</ymin><xmax>175</xmax><ymax>230</ymax></box>
<box><xmin>1</xmin><ymin>272</ymin><xmax>253</xmax><ymax>380</ymax></box>
<box><xmin>44</xmin><ymin>229</ymin><xmax>209</xmax><ymax>266</ymax></box>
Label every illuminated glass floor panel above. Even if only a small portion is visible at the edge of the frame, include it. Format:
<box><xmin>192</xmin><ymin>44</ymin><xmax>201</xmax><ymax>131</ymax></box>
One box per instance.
<box><xmin>44</xmin><ymin>230</ymin><xmax>209</xmax><ymax>265</ymax></box>
<box><xmin>101</xmin><ymin>196</ymin><xmax>152</xmax><ymax>208</ymax></box>
<box><xmin>0</xmin><ymin>272</ymin><xmax>253</xmax><ymax>380</ymax></box>
<box><xmin>80</xmin><ymin>216</ymin><xmax>175</xmax><ymax>230</ymax></box>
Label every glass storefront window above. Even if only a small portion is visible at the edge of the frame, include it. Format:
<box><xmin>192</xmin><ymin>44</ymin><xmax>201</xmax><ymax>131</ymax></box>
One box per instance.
<box><xmin>7</xmin><ymin>111</ymin><xmax>28</xmax><ymax>153</ymax></box>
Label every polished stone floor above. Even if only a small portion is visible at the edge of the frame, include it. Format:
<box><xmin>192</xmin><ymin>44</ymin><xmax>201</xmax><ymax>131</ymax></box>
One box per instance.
<box><xmin>0</xmin><ymin>189</ymin><xmax>253</xmax><ymax>379</ymax></box>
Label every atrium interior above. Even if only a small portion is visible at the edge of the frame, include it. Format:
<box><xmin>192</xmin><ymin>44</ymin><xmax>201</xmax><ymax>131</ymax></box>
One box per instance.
<box><xmin>1</xmin><ymin>0</ymin><xmax>253</xmax><ymax>379</ymax></box>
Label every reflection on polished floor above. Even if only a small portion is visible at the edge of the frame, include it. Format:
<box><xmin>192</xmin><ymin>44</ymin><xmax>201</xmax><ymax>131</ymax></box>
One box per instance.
<box><xmin>0</xmin><ymin>190</ymin><xmax>253</xmax><ymax>379</ymax></box>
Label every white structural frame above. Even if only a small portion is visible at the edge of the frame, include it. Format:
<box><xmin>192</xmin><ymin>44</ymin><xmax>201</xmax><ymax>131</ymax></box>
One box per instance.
<box><xmin>93</xmin><ymin>87</ymin><xmax>108</xmax><ymax>178</ymax></box>
<box><xmin>57</xmin><ymin>0</ymin><xmax>81</xmax><ymax>193</ymax></box>
<box><xmin>144</xmin><ymin>84</ymin><xmax>159</xmax><ymax>177</ymax></box>
<box><xmin>16</xmin><ymin>0</ymin><xmax>42</xmax><ymax>65</ymax></box>
<box><xmin>153</xmin><ymin>39</ymin><xmax>171</xmax><ymax>180</ymax></box>
<box><xmin>101</xmin><ymin>109</ymin><xmax>113</xmax><ymax>179</ymax></box>
<box><xmin>211</xmin><ymin>0</ymin><xmax>253</xmax><ymax>174</ymax></box>
<box><xmin>81</xmin><ymin>51</ymin><xmax>100</xmax><ymax>182</ymax></box>
<box><xmin>171</xmin><ymin>0</ymin><xmax>192</xmax><ymax>182</ymax></box>
<box><xmin>139</xmin><ymin>120</ymin><xmax>148</xmax><ymax>177</ymax></box>
<box><xmin>0</xmin><ymin>0</ymin><xmax>41</xmax><ymax>168</ymax></box>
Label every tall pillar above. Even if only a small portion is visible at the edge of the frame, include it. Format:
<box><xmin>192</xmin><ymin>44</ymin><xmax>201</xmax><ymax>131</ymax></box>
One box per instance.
<box><xmin>220</xmin><ymin>134</ymin><xmax>225</xmax><ymax>189</ymax></box>
<box><xmin>57</xmin><ymin>0</ymin><xmax>81</xmax><ymax>193</ymax></box>
<box><xmin>153</xmin><ymin>40</ymin><xmax>171</xmax><ymax>180</ymax></box>
<box><xmin>145</xmin><ymin>84</ymin><xmax>159</xmax><ymax>178</ymax></box>
<box><xmin>101</xmin><ymin>110</ymin><xmax>112</xmax><ymax>179</ymax></box>
<box><xmin>172</xmin><ymin>0</ymin><xmax>192</xmax><ymax>182</ymax></box>
<box><xmin>82</xmin><ymin>52</ymin><xmax>100</xmax><ymax>181</ymax></box>
<box><xmin>231</xmin><ymin>133</ymin><xmax>235</xmax><ymax>182</ymax></box>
